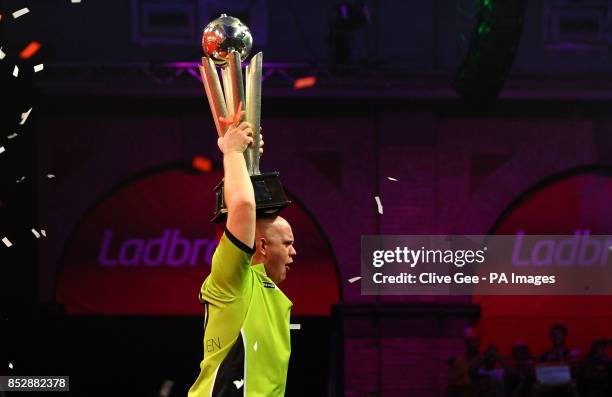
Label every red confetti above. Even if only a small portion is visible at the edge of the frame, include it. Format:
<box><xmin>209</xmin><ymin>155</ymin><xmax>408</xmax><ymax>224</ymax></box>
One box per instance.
<box><xmin>192</xmin><ymin>156</ymin><xmax>212</xmax><ymax>173</ymax></box>
<box><xmin>293</xmin><ymin>76</ymin><xmax>317</xmax><ymax>90</ymax></box>
<box><xmin>218</xmin><ymin>101</ymin><xmax>244</xmax><ymax>128</ymax></box>
<box><xmin>19</xmin><ymin>41</ymin><xmax>41</xmax><ymax>59</ymax></box>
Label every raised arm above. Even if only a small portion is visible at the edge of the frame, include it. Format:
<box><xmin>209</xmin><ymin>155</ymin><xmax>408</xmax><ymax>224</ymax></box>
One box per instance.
<box><xmin>199</xmin><ymin>116</ymin><xmax>257</xmax><ymax>300</ymax></box>
<box><xmin>217</xmin><ymin>114</ymin><xmax>256</xmax><ymax>249</ymax></box>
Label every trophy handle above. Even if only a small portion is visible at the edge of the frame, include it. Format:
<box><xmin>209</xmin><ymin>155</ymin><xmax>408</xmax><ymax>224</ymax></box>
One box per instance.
<box><xmin>220</xmin><ymin>67</ymin><xmax>235</xmax><ymax>121</ymax></box>
<box><xmin>224</xmin><ymin>51</ymin><xmax>252</xmax><ymax>174</ymax></box>
<box><xmin>199</xmin><ymin>57</ymin><xmax>228</xmax><ymax>138</ymax></box>
<box><xmin>246</xmin><ymin>52</ymin><xmax>263</xmax><ymax>175</ymax></box>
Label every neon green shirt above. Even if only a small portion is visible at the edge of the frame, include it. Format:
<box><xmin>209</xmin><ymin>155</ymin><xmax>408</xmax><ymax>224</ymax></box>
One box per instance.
<box><xmin>189</xmin><ymin>229</ymin><xmax>292</xmax><ymax>397</ymax></box>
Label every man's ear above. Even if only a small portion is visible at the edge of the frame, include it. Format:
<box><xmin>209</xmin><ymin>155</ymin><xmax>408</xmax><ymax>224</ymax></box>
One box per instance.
<box><xmin>257</xmin><ymin>237</ymin><xmax>267</xmax><ymax>255</ymax></box>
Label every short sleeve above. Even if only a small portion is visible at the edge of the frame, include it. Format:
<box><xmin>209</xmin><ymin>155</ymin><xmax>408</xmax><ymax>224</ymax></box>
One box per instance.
<box><xmin>199</xmin><ymin>228</ymin><xmax>254</xmax><ymax>302</ymax></box>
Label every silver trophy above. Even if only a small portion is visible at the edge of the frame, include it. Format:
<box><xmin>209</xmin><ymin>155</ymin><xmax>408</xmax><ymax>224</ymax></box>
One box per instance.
<box><xmin>199</xmin><ymin>14</ymin><xmax>290</xmax><ymax>222</ymax></box>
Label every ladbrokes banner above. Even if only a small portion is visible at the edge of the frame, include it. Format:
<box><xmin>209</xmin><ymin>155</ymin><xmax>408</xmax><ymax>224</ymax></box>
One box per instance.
<box><xmin>55</xmin><ymin>166</ymin><xmax>339</xmax><ymax>315</ymax></box>
<box><xmin>475</xmin><ymin>171</ymin><xmax>612</xmax><ymax>356</ymax></box>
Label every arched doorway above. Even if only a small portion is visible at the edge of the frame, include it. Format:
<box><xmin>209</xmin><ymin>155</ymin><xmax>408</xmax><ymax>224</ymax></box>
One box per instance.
<box><xmin>475</xmin><ymin>167</ymin><xmax>612</xmax><ymax>357</ymax></box>
<box><xmin>54</xmin><ymin>163</ymin><xmax>340</xmax><ymax>315</ymax></box>
<box><xmin>52</xmin><ymin>162</ymin><xmax>340</xmax><ymax>395</ymax></box>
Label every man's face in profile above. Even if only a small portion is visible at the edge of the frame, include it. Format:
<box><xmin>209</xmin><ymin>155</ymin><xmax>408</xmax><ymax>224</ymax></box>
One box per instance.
<box><xmin>262</xmin><ymin>218</ymin><xmax>297</xmax><ymax>285</ymax></box>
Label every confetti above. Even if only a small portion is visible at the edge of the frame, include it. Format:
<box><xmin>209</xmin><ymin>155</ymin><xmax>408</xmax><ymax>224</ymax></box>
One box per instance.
<box><xmin>294</xmin><ymin>76</ymin><xmax>317</xmax><ymax>90</ymax></box>
<box><xmin>19</xmin><ymin>41</ymin><xmax>41</xmax><ymax>59</ymax></box>
<box><xmin>19</xmin><ymin>108</ymin><xmax>33</xmax><ymax>125</ymax></box>
<box><xmin>290</xmin><ymin>323</ymin><xmax>301</xmax><ymax>330</ymax></box>
<box><xmin>8</xmin><ymin>362</ymin><xmax>13</xmax><ymax>369</ymax></box>
<box><xmin>233</xmin><ymin>379</ymin><xmax>244</xmax><ymax>389</ymax></box>
<box><xmin>387</xmin><ymin>177</ymin><xmax>398</xmax><ymax>181</ymax></box>
<box><xmin>0</xmin><ymin>47</ymin><xmax>5</xmax><ymax>60</ymax></box>
<box><xmin>2</xmin><ymin>237</ymin><xmax>12</xmax><ymax>247</ymax></box>
<box><xmin>13</xmin><ymin>65</ymin><xmax>19</xmax><ymax>77</ymax></box>
<box><xmin>41</xmin><ymin>229</ymin><xmax>47</xmax><ymax>237</ymax></box>
<box><xmin>12</xmin><ymin>8</ymin><xmax>29</xmax><ymax>19</ymax></box>
<box><xmin>374</xmin><ymin>195</ymin><xmax>383</xmax><ymax>214</ymax></box>
<box><xmin>71</xmin><ymin>0</ymin><xmax>82</xmax><ymax>3</ymax></box>
<box><xmin>31</xmin><ymin>229</ymin><xmax>40</xmax><ymax>238</ymax></box>
<box><xmin>348</xmin><ymin>276</ymin><xmax>362</xmax><ymax>283</ymax></box>
<box><xmin>34</xmin><ymin>64</ymin><xmax>44</xmax><ymax>73</ymax></box>
<box><xmin>47</xmin><ymin>174</ymin><xmax>56</xmax><ymax>179</ymax></box>
<box><xmin>16</xmin><ymin>176</ymin><xmax>26</xmax><ymax>183</ymax></box>
<box><xmin>158</xmin><ymin>380</ymin><xmax>174</xmax><ymax>397</ymax></box>
<box><xmin>253</xmin><ymin>341</ymin><xmax>258</xmax><ymax>352</ymax></box>
<box><xmin>192</xmin><ymin>156</ymin><xmax>212</xmax><ymax>172</ymax></box>
<box><xmin>218</xmin><ymin>101</ymin><xmax>244</xmax><ymax>126</ymax></box>
<box><xmin>8</xmin><ymin>133</ymin><xmax>18</xmax><ymax>139</ymax></box>
<box><xmin>0</xmin><ymin>146</ymin><xmax>5</xmax><ymax>154</ymax></box>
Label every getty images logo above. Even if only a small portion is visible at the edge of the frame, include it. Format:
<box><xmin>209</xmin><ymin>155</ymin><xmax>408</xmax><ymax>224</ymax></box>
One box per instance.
<box><xmin>97</xmin><ymin>229</ymin><xmax>219</xmax><ymax>267</ymax></box>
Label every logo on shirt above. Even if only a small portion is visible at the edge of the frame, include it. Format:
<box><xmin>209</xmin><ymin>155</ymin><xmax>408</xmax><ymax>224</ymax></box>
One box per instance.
<box><xmin>262</xmin><ymin>281</ymin><xmax>276</xmax><ymax>289</ymax></box>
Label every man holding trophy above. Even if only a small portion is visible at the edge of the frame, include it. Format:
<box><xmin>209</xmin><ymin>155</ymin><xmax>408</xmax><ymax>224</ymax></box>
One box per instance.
<box><xmin>189</xmin><ymin>15</ymin><xmax>297</xmax><ymax>397</ymax></box>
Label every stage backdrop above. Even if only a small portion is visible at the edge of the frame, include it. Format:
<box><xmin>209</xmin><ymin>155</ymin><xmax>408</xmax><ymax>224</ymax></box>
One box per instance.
<box><xmin>475</xmin><ymin>168</ymin><xmax>612</xmax><ymax>356</ymax></box>
<box><xmin>54</xmin><ymin>164</ymin><xmax>340</xmax><ymax>316</ymax></box>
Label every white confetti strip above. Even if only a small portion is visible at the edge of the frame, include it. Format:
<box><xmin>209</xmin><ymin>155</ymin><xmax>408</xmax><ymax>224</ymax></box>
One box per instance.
<box><xmin>7</xmin><ymin>133</ymin><xmax>18</xmax><ymax>139</ymax></box>
<box><xmin>0</xmin><ymin>47</ymin><xmax>5</xmax><ymax>60</ymax></box>
<box><xmin>41</xmin><ymin>229</ymin><xmax>47</xmax><ymax>237</ymax></box>
<box><xmin>19</xmin><ymin>108</ymin><xmax>33</xmax><ymax>125</ymax></box>
<box><xmin>8</xmin><ymin>362</ymin><xmax>13</xmax><ymax>369</ymax></box>
<box><xmin>0</xmin><ymin>146</ymin><xmax>5</xmax><ymax>154</ymax></box>
<box><xmin>16</xmin><ymin>176</ymin><xmax>25</xmax><ymax>183</ymax></box>
<box><xmin>348</xmin><ymin>276</ymin><xmax>362</xmax><ymax>283</ymax></box>
<box><xmin>71</xmin><ymin>0</ymin><xmax>82</xmax><ymax>3</ymax></box>
<box><xmin>233</xmin><ymin>379</ymin><xmax>244</xmax><ymax>389</ymax></box>
<box><xmin>290</xmin><ymin>323</ymin><xmax>301</xmax><ymax>330</ymax></box>
<box><xmin>13</xmin><ymin>65</ymin><xmax>19</xmax><ymax>77</ymax></box>
<box><xmin>158</xmin><ymin>379</ymin><xmax>174</xmax><ymax>397</ymax></box>
<box><xmin>253</xmin><ymin>341</ymin><xmax>258</xmax><ymax>352</ymax></box>
<box><xmin>31</xmin><ymin>229</ymin><xmax>40</xmax><ymax>238</ymax></box>
<box><xmin>2</xmin><ymin>237</ymin><xmax>12</xmax><ymax>247</ymax></box>
<box><xmin>374</xmin><ymin>195</ymin><xmax>383</xmax><ymax>214</ymax></box>
<box><xmin>12</xmin><ymin>8</ymin><xmax>29</xmax><ymax>19</ymax></box>
<box><xmin>34</xmin><ymin>64</ymin><xmax>44</xmax><ymax>73</ymax></box>
<box><xmin>387</xmin><ymin>177</ymin><xmax>398</xmax><ymax>181</ymax></box>
<box><xmin>47</xmin><ymin>174</ymin><xmax>56</xmax><ymax>179</ymax></box>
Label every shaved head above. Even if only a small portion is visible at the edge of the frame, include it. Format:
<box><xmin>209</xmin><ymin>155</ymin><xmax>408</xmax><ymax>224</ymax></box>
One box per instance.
<box><xmin>252</xmin><ymin>216</ymin><xmax>296</xmax><ymax>284</ymax></box>
<box><xmin>255</xmin><ymin>216</ymin><xmax>290</xmax><ymax>240</ymax></box>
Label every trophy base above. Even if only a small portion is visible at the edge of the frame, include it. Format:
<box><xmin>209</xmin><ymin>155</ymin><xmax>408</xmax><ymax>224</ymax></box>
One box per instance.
<box><xmin>212</xmin><ymin>171</ymin><xmax>291</xmax><ymax>223</ymax></box>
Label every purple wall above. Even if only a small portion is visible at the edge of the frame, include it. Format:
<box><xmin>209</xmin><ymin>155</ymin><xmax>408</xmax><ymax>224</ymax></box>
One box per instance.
<box><xmin>11</xmin><ymin>0</ymin><xmax>612</xmax><ymax>76</ymax></box>
<box><xmin>35</xmin><ymin>96</ymin><xmax>611</xmax><ymax>396</ymax></box>
<box><xmin>2</xmin><ymin>0</ymin><xmax>610</xmax><ymax>394</ymax></box>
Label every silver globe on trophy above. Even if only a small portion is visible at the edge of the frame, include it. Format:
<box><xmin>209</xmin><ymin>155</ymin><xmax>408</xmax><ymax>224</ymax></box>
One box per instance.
<box><xmin>199</xmin><ymin>14</ymin><xmax>290</xmax><ymax>223</ymax></box>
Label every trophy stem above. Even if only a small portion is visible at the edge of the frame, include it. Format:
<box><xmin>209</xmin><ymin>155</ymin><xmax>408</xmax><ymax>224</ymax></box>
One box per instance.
<box><xmin>226</xmin><ymin>51</ymin><xmax>252</xmax><ymax>174</ymax></box>
<box><xmin>199</xmin><ymin>57</ymin><xmax>228</xmax><ymax>138</ymax></box>
<box><xmin>246</xmin><ymin>52</ymin><xmax>263</xmax><ymax>175</ymax></box>
<box><xmin>220</xmin><ymin>66</ymin><xmax>235</xmax><ymax>119</ymax></box>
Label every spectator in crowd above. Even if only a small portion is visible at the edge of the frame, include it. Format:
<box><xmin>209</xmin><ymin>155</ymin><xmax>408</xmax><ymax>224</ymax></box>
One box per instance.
<box><xmin>448</xmin><ymin>327</ymin><xmax>483</xmax><ymax>397</ymax></box>
<box><xmin>577</xmin><ymin>339</ymin><xmax>611</xmax><ymax>397</ymax></box>
<box><xmin>504</xmin><ymin>343</ymin><xmax>536</xmax><ymax>397</ymax></box>
<box><xmin>470</xmin><ymin>345</ymin><xmax>507</xmax><ymax>397</ymax></box>
<box><xmin>535</xmin><ymin>324</ymin><xmax>580</xmax><ymax>397</ymax></box>
<box><xmin>540</xmin><ymin>324</ymin><xmax>571</xmax><ymax>363</ymax></box>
